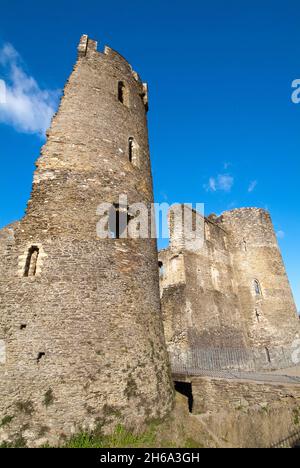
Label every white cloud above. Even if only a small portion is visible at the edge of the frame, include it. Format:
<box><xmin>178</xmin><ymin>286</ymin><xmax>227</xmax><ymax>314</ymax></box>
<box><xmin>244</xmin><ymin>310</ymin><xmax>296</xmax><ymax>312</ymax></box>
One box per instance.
<box><xmin>248</xmin><ymin>180</ymin><xmax>258</xmax><ymax>193</ymax></box>
<box><xmin>276</xmin><ymin>230</ymin><xmax>285</xmax><ymax>239</ymax></box>
<box><xmin>227</xmin><ymin>200</ymin><xmax>237</xmax><ymax>209</ymax></box>
<box><xmin>205</xmin><ymin>174</ymin><xmax>234</xmax><ymax>193</ymax></box>
<box><xmin>208</xmin><ymin>177</ymin><xmax>217</xmax><ymax>192</ymax></box>
<box><xmin>218</xmin><ymin>174</ymin><xmax>234</xmax><ymax>192</ymax></box>
<box><xmin>0</xmin><ymin>43</ymin><xmax>60</xmax><ymax>136</ymax></box>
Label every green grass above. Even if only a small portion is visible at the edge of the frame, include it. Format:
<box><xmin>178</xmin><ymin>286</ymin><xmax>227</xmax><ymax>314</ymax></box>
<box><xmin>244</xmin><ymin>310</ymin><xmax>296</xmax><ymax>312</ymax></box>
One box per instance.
<box><xmin>183</xmin><ymin>438</ymin><xmax>204</xmax><ymax>448</ymax></box>
<box><xmin>0</xmin><ymin>395</ymin><xmax>206</xmax><ymax>448</ymax></box>
<box><xmin>0</xmin><ymin>436</ymin><xmax>27</xmax><ymax>448</ymax></box>
<box><xmin>43</xmin><ymin>389</ymin><xmax>54</xmax><ymax>408</ymax></box>
<box><xmin>293</xmin><ymin>408</ymin><xmax>299</xmax><ymax>426</ymax></box>
<box><xmin>0</xmin><ymin>423</ymin><xmax>204</xmax><ymax>449</ymax></box>
<box><xmin>63</xmin><ymin>424</ymin><xmax>158</xmax><ymax>448</ymax></box>
<box><xmin>61</xmin><ymin>422</ymin><xmax>203</xmax><ymax>448</ymax></box>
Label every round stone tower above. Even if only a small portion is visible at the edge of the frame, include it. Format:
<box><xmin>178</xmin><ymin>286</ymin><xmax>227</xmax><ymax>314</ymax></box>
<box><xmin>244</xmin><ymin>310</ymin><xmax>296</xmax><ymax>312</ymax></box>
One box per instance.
<box><xmin>0</xmin><ymin>36</ymin><xmax>173</xmax><ymax>446</ymax></box>
<box><xmin>221</xmin><ymin>208</ymin><xmax>299</xmax><ymax>368</ymax></box>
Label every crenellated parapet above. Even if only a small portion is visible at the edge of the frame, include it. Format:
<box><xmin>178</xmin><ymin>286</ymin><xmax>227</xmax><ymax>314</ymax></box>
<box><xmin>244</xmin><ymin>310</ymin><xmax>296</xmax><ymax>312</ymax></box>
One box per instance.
<box><xmin>77</xmin><ymin>34</ymin><xmax>147</xmax><ymax>91</ymax></box>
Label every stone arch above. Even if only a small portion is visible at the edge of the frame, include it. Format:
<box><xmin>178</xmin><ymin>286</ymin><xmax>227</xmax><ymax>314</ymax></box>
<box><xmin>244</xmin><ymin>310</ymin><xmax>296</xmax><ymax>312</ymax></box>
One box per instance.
<box><xmin>24</xmin><ymin>246</ymin><xmax>39</xmax><ymax>277</ymax></box>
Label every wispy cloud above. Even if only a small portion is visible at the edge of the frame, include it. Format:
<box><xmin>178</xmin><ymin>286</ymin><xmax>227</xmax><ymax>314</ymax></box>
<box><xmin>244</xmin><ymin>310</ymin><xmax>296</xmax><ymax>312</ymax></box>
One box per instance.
<box><xmin>159</xmin><ymin>190</ymin><xmax>168</xmax><ymax>201</ymax></box>
<box><xmin>0</xmin><ymin>43</ymin><xmax>60</xmax><ymax>136</ymax></box>
<box><xmin>248</xmin><ymin>180</ymin><xmax>258</xmax><ymax>193</ymax></box>
<box><xmin>205</xmin><ymin>173</ymin><xmax>234</xmax><ymax>193</ymax></box>
<box><xmin>227</xmin><ymin>200</ymin><xmax>237</xmax><ymax>210</ymax></box>
<box><xmin>276</xmin><ymin>230</ymin><xmax>285</xmax><ymax>240</ymax></box>
<box><xmin>208</xmin><ymin>177</ymin><xmax>217</xmax><ymax>192</ymax></box>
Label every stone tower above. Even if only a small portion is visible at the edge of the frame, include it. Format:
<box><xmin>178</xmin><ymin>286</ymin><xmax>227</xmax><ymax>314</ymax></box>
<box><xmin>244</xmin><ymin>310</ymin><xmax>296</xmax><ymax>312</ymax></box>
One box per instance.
<box><xmin>0</xmin><ymin>35</ymin><xmax>173</xmax><ymax>446</ymax></box>
<box><xmin>221</xmin><ymin>208</ymin><xmax>299</xmax><ymax>367</ymax></box>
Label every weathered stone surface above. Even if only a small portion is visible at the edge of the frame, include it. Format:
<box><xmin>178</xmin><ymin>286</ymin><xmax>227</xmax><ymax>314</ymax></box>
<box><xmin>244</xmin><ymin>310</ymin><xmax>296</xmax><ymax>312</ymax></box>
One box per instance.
<box><xmin>0</xmin><ymin>33</ymin><xmax>299</xmax><ymax>449</ymax></box>
<box><xmin>159</xmin><ymin>206</ymin><xmax>300</xmax><ymax>370</ymax></box>
<box><xmin>0</xmin><ymin>35</ymin><xmax>173</xmax><ymax>446</ymax></box>
<box><xmin>190</xmin><ymin>376</ymin><xmax>300</xmax><ymax>447</ymax></box>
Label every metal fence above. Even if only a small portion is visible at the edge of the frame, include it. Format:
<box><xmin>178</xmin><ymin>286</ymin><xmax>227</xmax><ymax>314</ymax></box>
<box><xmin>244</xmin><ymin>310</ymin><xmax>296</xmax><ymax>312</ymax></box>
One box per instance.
<box><xmin>169</xmin><ymin>346</ymin><xmax>299</xmax><ymax>375</ymax></box>
<box><xmin>271</xmin><ymin>429</ymin><xmax>300</xmax><ymax>448</ymax></box>
<box><xmin>170</xmin><ymin>348</ymin><xmax>254</xmax><ymax>373</ymax></box>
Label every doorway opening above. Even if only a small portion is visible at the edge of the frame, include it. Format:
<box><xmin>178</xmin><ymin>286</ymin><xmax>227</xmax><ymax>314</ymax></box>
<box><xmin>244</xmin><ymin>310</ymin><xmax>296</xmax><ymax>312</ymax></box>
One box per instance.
<box><xmin>174</xmin><ymin>381</ymin><xmax>193</xmax><ymax>413</ymax></box>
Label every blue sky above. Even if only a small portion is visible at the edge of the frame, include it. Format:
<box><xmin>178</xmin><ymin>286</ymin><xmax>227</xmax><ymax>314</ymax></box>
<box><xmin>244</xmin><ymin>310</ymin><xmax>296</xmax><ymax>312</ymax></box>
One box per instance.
<box><xmin>0</xmin><ymin>0</ymin><xmax>299</xmax><ymax>310</ymax></box>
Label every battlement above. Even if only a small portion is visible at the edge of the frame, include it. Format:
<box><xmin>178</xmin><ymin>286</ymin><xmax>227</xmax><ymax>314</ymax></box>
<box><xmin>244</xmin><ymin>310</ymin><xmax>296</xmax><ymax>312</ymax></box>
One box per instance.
<box><xmin>222</xmin><ymin>207</ymin><xmax>267</xmax><ymax>214</ymax></box>
<box><xmin>161</xmin><ymin>205</ymin><xmax>281</xmax><ymax>257</ymax></box>
<box><xmin>77</xmin><ymin>34</ymin><xmax>98</xmax><ymax>56</ymax></box>
<box><xmin>167</xmin><ymin>204</ymin><xmax>205</xmax><ymax>251</ymax></box>
<box><xmin>77</xmin><ymin>35</ymin><xmax>146</xmax><ymax>87</ymax></box>
<box><xmin>221</xmin><ymin>207</ymin><xmax>270</xmax><ymax>220</ymax></box>
<box><xmin>167</xmin><ymin>205</ymin><xmax>228</xmax><ymax>250</ymax></box>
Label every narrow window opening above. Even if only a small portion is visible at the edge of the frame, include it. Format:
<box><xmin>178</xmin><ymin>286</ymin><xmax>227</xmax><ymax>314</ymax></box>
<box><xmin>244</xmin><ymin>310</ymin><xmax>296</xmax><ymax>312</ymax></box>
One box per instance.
<box><xmin>0</xmin><ymin>340</ymin><xmax>6</xmax><ymax>365</ymax></box>
<box><xmin>128</xmin><ymin>137</ymin><xmax>134</xmax><ymax>163</ymax></box>
<box><xmin>108</xmin><ymin>204</ymin><xmax>135</xmax><ymax>239</ymax></box>
<box><xmin>255</xmin><ymin>309</ymin><xmax>260</xmax><ymax>323</ymax></box>
<box><xmin>118</xmin><ymin>81</ymin><xmax>124</xmax><ymax>103</ymax></box>
<box><xmin>265</xmin><ymin>347</ymin><xmax>271</xmax><ymax>363</ymax></box>
<box><xmin>191</xmin><ymin>210</ymin><xmax>197</xmax><ymax>231</ymax></box>
<box><xmin>128</xmin><ymin>137</ymin><xmax>139</xmax><ymax>167</ymax></box>
<box><xmin>254</xmin><ymin>279</ymin><xmax>261</xmax><ymax>296</ymax></box>
<box><xmin>158</xmin><ymin>261</ymin><xmax>164</xmax><ymax>278</ymax></box>
<box><xmin>37</xmin><ymin>352</ymin><xmax>45</xmax><ymax>364</ymax></box>
<box><xmin>243</xmin><ymin>239</ymin><xmax>247</xmax><ymax>252</ymax></box>
<box><xmin>24</xmin><ymin>246</ymin><xmax>39</xmax><ymax>277</ymax></box>
<box><xmin>118</xmin><ymin>81</ymin><xmax>129</xmax><ymax>106</ymax></box>
<box><xmin>20</xmin><ymin>324</ymin><xmax>27</xmax><ymax>330</ymax></box>
<box><xmin>174</xmin><ymin>381</ymin><xmax>193</xmax><ymax>413</ymax></box>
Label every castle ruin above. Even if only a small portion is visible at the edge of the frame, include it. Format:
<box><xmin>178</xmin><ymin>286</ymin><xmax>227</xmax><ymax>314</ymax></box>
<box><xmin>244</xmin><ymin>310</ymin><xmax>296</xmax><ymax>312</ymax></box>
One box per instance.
<box><xmin>0</xmin><ymin>35</ymin><xmax>299</xmax><ymax>447</ymax></box>
<box><xmin>159</xmin><ymin>205</ymin><xmax>300</xmax><ymax>372</ymax></box>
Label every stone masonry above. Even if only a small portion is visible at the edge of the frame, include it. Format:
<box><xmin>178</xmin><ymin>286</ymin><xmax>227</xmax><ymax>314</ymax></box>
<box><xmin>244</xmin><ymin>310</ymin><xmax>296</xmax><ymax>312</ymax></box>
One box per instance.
<box><xmin>0</xmin><ymin>35</ymin><xmax>173</xmax><ymax>446</ymax></box>
<box><xmin>159</xmin><ymin>205</ymin><xmax>300</xmax><ymax>371</ymax></box>
<box><xmin>0</xmin><ymin>34</ymin><xmax>299</xmax><ymax>448</ymax></box>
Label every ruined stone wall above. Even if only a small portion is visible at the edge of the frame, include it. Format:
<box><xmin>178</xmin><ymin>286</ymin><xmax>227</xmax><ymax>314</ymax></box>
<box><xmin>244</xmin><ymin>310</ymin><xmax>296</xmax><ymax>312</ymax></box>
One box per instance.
<box><xmin>190</xmin><ymin>376</ymin><xmax>300</xmax><ymax>447</ymax></box>
<box><xmin>182</xmin><ymin>217</ymin><xmax>247</xmax><ymax>349</ymax></box>
<box><xmin>220</xmin><ymin>208</ymin><xmax>300</xmax><ymax>367</ymax></box>
<box><xmin>0</xmin><ymin>223</ymin><xmax>18</xmax><ymax>280</ymax></box>
<box><xmin>0</xmin><ymin>35</ymin><xmax>173</xmax><ymax>447</ymax></box>
<box><xmin>159</xmin><ymin>206</ymin><xmax>299</xmax><ymax>370</ymax></box>
<box><xmin>159</xmin><ymin>206</ymin><xmax>248</xmax><ymax>363</ymax></box>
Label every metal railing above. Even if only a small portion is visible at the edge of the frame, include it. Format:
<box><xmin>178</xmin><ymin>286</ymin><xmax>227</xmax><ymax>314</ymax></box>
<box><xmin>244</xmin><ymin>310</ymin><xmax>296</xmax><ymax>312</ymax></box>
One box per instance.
<box><xmin>169</xmin><ymin>346</ymin><xmax>299</xmax><ymax>375</ymax></box>
<box><xmin>271</xmin><ymin>429</ymin><xmax>300</xmax><ymax>448</ymax></box>
<box><xmin>170</xmin><ymin>348</ymin><xmax>255</xmax><ymax>373</ymax></box>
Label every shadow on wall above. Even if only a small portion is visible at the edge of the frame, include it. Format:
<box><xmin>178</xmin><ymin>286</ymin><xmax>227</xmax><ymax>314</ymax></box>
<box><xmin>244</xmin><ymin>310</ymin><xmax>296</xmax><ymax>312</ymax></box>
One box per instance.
<box><xmin>174</xmin><ymin>381</ymin><xmax>193</xmax><ymax>413</ymax></box>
